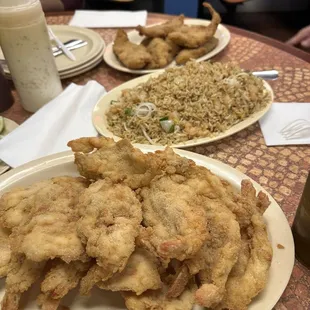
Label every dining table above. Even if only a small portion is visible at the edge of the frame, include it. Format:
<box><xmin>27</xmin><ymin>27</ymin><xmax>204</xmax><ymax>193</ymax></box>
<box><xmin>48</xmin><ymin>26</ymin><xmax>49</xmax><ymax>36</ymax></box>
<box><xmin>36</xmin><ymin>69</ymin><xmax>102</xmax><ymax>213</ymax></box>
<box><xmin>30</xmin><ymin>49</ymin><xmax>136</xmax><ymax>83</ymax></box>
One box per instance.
<box><xmin>1</xmin><ymin>10</ymin><xmax>310</xmax><ymax>310</ymax></box>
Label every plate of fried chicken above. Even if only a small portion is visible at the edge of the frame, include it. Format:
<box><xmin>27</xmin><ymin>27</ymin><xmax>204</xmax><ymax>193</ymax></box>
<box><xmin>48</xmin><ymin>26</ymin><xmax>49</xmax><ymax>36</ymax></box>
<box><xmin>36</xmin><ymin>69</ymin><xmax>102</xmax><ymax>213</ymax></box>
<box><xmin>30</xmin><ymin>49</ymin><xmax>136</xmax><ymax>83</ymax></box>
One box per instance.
<box><xmin>103</xmin><ymin>3</ymin><xmax>230</xmax><ymax>74</ymax></box>
<box><xmin>0</xmin><ymin>137</ymin><xmax>294</xmax><ymax>310</ymax></box>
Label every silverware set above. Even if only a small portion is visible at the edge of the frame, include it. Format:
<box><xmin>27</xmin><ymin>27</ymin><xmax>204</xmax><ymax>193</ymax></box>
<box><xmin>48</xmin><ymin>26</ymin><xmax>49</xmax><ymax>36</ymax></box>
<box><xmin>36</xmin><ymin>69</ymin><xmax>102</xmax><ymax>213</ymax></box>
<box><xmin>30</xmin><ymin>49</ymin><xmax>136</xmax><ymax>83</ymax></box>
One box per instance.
<box><xmin>52</xmin><ymin>39</ymin><xmax>88</xmax><ymax>57</ymax></box>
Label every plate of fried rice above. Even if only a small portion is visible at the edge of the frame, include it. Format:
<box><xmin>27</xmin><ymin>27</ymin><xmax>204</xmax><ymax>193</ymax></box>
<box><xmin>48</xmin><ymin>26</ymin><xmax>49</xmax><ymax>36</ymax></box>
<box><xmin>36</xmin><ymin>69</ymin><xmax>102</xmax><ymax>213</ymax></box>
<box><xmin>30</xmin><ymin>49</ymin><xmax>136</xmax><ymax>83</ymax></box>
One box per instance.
<box><xmin>92</xmin><ymin>61</ymin><xmax>274</xmax><ymax>147</ymax></box>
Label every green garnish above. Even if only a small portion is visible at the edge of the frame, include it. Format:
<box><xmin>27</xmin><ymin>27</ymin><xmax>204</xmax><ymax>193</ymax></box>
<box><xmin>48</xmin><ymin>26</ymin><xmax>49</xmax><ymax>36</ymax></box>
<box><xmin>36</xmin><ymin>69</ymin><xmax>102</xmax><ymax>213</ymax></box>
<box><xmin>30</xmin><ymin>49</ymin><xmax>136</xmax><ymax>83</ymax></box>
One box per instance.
<box><xmin>110</xmin><ymin>100</ymin><xmax>119</xmax><ymax>105</ymax></box>
<box><xmin>124</xmin><ymin>108</ymin><xmax>134</xmax><ymax>116</ymax></box>
<box><xmin>159</xmin><ymin>116</ymin><xmax>169</xmax><ymax>121</ymax></box>
<box><xmin>168</xmin><ymin>124</ymin><xmax>175</xmax><ymax>133</ymax></box>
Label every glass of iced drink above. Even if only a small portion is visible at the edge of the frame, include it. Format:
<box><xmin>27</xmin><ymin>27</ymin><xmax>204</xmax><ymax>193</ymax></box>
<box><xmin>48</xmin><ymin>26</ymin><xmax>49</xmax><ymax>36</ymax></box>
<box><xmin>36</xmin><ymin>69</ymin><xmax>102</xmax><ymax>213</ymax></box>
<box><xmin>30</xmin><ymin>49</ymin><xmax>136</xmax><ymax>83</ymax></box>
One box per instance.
<box><xmin>0</xmin><ymin>0</ymin><xmax>63</xmax><ymax>112</ymax></box>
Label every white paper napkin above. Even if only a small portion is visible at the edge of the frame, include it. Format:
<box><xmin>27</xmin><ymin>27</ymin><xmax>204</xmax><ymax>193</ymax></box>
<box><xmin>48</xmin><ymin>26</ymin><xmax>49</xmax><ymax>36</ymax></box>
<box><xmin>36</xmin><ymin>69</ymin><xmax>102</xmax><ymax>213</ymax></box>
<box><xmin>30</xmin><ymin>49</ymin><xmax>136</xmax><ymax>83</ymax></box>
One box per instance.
<box><xmin>69</xmin><ymin>10</ymin><xmax>147</xmax><ymax>28</ymax></box>
<box><xmin>259</xmin><ymin>102</ymin><xmax>310</xmax><ymax>146</ymax></box>
<box><xmin>0</xmin><ymin>81</ymin><xmax>106</xmax><ymax>168</ymax></box>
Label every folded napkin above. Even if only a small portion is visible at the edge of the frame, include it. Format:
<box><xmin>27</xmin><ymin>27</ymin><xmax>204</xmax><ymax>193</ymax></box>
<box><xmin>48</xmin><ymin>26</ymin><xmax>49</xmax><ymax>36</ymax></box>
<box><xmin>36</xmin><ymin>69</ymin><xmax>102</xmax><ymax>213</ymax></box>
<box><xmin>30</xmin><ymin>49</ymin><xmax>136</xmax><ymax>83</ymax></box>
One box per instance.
<box><xmin>259</xmin><ymin>102</ymin><xmax>310</xmax><ymax>146</ymax></box>
<box><xmin>69</xmin><ymin>10</ymin><xmax>147</xmax><ymax>28</ymax></box>
<box><xmin>0</xmin><ymin>81</ymin><xmax>106</xmax><ymax>168</ymax></box>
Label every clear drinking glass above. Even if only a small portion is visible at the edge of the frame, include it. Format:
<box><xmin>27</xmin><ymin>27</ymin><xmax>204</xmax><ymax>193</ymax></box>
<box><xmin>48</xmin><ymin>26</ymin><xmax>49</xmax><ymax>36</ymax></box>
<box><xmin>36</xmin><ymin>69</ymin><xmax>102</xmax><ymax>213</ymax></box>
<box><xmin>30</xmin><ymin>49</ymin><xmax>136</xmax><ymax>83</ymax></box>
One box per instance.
<box><xmin>292</xmin><ymin>172</ymin><xmax>310</xmax><ymax>268</ymax></box>
<box><xmin>0</xmin><ymin>0</ymin><xmax>63</xmax><ymax>112</ymax></box>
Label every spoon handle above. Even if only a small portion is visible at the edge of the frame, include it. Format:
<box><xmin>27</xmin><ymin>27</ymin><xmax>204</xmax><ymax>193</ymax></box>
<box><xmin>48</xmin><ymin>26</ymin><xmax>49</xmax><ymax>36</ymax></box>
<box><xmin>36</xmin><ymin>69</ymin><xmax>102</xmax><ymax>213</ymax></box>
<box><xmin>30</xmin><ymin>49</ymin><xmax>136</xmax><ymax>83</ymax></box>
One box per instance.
<box><xmin>251</xmin><ymin>70</ymin><xmax>279</xmax><ymax>80</ymax></box>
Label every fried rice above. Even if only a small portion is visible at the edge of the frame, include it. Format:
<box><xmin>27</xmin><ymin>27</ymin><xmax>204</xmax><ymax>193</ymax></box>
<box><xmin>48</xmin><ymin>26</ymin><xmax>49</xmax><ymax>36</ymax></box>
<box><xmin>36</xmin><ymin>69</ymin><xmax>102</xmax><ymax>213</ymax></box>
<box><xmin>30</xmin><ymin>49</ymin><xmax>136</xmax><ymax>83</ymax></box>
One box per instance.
<box><xmin>106</xmin><ymin>61</ymin><xmax>272</xmax><ymax>145</ymax></box>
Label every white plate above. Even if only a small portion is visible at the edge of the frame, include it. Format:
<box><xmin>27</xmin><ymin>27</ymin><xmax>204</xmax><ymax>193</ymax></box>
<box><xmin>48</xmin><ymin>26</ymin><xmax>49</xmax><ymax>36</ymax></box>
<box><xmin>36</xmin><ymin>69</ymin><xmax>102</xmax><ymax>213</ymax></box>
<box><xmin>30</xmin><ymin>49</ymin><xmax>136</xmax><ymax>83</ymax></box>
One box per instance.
<box><xmin>92</xmin><ymin>71</ymin><xmax>274</xmax><ymax>148</ymax></box>
<box><xmin>60</xmin><ymin>52</ymin><xmax>103</xmax><ymax>80</ymax></box>
<box><xmin>0</xmin><ymin>146</ymin><xmax>294</xmax><ymax>310</ymax></box>
<box><xmin>0</xmin><ymin>118</ymin><xmax>18</xmax><ymax>175</ymax></box>
<box><xmin>1</xmin><ymin>25</ymin><xmax>105</xmax><ymax>74</ymax></box>
<box><xmin>103</xmin><ymin>18</ymin><xmax>231</xmax><ymax>75</ymax></box>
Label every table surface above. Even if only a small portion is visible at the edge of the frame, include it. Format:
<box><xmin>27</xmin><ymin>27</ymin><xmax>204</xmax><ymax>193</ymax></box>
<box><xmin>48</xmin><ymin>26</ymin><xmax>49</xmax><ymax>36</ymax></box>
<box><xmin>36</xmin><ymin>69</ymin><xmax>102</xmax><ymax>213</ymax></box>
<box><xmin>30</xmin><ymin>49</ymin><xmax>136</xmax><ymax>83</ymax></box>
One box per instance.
<box><xmin>1</xmin><ymin>12</ymin><xmax>310</xmax><ymax>310</ymax></box>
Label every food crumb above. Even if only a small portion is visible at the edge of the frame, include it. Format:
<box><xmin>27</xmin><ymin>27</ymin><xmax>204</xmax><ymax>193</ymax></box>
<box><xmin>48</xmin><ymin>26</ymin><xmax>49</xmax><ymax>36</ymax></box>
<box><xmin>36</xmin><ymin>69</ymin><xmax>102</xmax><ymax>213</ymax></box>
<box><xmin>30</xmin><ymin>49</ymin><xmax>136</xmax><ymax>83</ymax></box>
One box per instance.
<box><xmin>277</xmin><ymin>243</ymin><xmax>285</xmax><ymax>249</ymax></box>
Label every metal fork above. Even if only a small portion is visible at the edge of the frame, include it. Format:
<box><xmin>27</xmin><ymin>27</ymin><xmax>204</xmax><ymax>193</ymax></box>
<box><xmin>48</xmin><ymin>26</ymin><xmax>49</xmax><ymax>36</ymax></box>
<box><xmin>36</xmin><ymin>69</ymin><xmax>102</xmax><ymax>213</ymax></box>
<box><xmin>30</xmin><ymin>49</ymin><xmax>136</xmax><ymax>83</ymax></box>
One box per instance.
<box><xmin>280</xmin><ymin>119</ymin><xmax>310</xmax><ymax>140</ymax></box>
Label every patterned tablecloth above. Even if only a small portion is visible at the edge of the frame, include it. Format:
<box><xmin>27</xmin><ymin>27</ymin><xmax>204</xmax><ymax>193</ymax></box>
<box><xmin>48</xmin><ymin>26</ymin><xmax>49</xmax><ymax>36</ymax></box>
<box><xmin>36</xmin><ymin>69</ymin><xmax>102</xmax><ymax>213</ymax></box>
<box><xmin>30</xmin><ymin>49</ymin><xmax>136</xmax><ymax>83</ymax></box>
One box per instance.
<box><xmin>1</xmin><ymin>12</ymin><xmax>310</xmax><ymax>310</ymax></box>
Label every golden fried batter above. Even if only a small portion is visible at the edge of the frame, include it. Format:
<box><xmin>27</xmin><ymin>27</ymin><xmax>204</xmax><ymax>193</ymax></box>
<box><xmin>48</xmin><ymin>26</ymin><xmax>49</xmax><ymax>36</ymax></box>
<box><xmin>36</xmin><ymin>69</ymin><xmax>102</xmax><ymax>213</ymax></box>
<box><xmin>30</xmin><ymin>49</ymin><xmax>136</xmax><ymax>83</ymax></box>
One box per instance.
<box><xmin>146</xmin><ymin>38</ymin><xmax>174</xmax><ymax>69</ymax></box>
<box><xmin>10</xmin><ymin>177</ymin><xmax>88</xmax><ymax>263</ymax></box>
<box><xmin>37</xmin><ymin>260</ymin><xmax>91</xmax><ymax>310</ymax></box>
<box><xmin>139</xmin><ymin>174</ymin><xmax>208</xmax><ymax>262</ymax></box>
<box><xmin>97</xmin><ymin>248</ymin><xmax>161</xmax><ymax>295</ymax></box>
<box><xmin>136</xmin><ymin>15</ymin><xmax>184</xmax><ymax>38</ymax></box>
<box><xmin>113</xmin><ymin>29</ymin><xmax>152</xmax><ymax>69</ymax></box>
<box><xmin>216</xmin><ymin>214</ymin><xmax>273</xmax><ymax>310</ymax></box>
<box><xmin>68</xmin><ymin>137</ymin><xmax>161</xmax><ymax>189</ymax></box>
<box><xmin>0</xmin><ymin>225</ymin><xmax>11</xmax><ymax>278</ymax></box>
<box><xmin>2</xmin><ymin>254</ymin><xmax>45</xmax><ymax>310</ymax></box>
<box><xmin>168</xmin><ymin>3</ymin><xmax>221</xmax><ymax>48</ymax></box>
<box><xmin>175</xmin><ymin>37</ymin><xmax>219</xmax><ymax>65</ymax></box>
<box><xmin>122</xmin><ymin>280</ymin><xmax>197</xmax><ymax>310</ymax></box>
<box><xmin>77</xmin><ymin>179</ymin><xmax>142</xmax><ymax>294</ymax></box>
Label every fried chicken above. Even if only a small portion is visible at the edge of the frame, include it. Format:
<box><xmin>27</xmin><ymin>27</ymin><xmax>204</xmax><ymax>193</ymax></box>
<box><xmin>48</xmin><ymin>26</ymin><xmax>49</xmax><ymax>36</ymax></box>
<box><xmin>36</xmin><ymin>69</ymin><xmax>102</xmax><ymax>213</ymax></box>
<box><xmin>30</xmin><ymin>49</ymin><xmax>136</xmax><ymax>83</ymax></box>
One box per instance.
<box><xmin>193</xmin><ymin>200</ymin><xmax>241</xmax><ymax>308</ymax></box>
<box><xmin>139</xmin><ymin>174</ymin><xmax>208</xmax><ymax>262</ymax></box>
<box><xmin>150</xmin><ymin>147</ymin><xmax>272</xmax><ymax>308</ymax></box>
<box><xmin>2</xmin><ymin>254</ymin><xmax>45</xmax><ymax>310</ymax></box>
<box><xmin>146</xmin><ymin>38</ymin><xmax>175</xmax><ymax>69</ymax></box>
<box><xmin>10</xmin><ymin>177</ymin><xmax>88</xmax><ymax>263</ymax></box>
<box><xmin>175</xmin><ymin>37</ymin><xmax>219</xmax><ymax>65</ymax></box>
<box><xmin>68</xmin><ymin>137</ymin><xmax>161</xmax><ymax>189</ymax></box>
<box><xmin>97</xmin><ymin>248</ymin><xmax>161</xmax><ymax>295</ymax></box>
<box><xmin>37</xmin><ymin>260</ymin><xmax>91</xmax><ymax>310</ymax></box>
<box><xmin>122</xmin><ymin>279</ymin><xmax>197</xmax><ymax>310</ymax></box>
<box><xmin>77</xmin><ymin>179</ymin><xmax>142</xmax><ymax>294</ymax></box>
<box><xmin>168</xmin><ymin>3</ymin><xmax>221</xmax><ymax>48</ymax></box>
<box><xmin>113</xmin><ymin>29</ymin><xmax>152</xmax><ymax>69</ymax></box>
<box><xmin>0</xmin><ymin>180</ymin><xmax>52</xmax><ymax>230</ymax></box>
<box><xmin>216</xmin><ymin>214</ymin><xmax>273</xmax><ymax>310</ymax></box>
<box><xmin>136</xmin><ymin>15</ymin><xmax>184</xmax><ymax>38</ymax></box>
<box><xmin>0</xmin><ymin>225</ymin><xmax>11</xmax><ymax>278</ymax></box>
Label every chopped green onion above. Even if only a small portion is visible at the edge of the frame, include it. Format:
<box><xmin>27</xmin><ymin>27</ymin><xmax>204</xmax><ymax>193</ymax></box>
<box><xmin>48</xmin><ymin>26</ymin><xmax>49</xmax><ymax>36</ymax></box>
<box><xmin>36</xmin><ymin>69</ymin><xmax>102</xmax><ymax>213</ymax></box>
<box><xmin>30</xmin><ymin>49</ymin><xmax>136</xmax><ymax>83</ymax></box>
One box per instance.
<box><xmin>110</xmin><ymin>100</ymin><xmax>119</xmax><ymax>105</ymax></box>
<box><xmin>160</xmin><ymin>116</ymin><xmax>169</xmax><ymax>121</ymax></box>
<box><xmin>124</xmin><ymin>108</ymin><xmax>134</xmax><ymax>116</ymax></box>
<box><xmin>168</xmin><ymin>124</ymin><xmax>175</xmax><ymax>133</ymax></box>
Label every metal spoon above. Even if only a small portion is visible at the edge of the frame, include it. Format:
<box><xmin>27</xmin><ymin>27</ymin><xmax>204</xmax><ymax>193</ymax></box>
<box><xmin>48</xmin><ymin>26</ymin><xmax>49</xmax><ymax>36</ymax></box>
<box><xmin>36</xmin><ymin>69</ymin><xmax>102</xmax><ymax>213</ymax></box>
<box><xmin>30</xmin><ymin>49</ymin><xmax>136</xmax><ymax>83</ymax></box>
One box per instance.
<box><xmin>251</xmin><ymin>70</ymin><xmax>279</xmax><ymax>80</ymax></box>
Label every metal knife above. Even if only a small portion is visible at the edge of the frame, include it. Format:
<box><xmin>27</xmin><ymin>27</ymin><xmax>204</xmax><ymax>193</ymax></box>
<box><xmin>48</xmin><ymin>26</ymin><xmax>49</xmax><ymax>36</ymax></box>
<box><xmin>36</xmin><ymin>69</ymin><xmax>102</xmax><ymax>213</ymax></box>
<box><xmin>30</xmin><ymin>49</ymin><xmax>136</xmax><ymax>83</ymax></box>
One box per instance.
<box><xmin>53</xmin><ymin>41</ymin><xmax>88</xmax><ymax>57</ymax></box>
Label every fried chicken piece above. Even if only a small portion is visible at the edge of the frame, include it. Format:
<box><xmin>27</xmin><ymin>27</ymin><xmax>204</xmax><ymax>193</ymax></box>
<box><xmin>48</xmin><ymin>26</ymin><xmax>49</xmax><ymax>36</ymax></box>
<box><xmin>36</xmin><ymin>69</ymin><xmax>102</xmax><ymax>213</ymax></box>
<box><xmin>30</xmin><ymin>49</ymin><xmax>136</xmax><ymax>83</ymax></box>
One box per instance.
<box><xmin>139</xmin><ymin>174</ymin><xmax>208</xmax><ymax>262</ymax></box>
<box><xmin>1</xmin><ymin>254</ymin><xmax>45</xmax><ymax>310</ymax></box>
<box><xmin>136</xmin><ymin>15</ymin><xmax>184</xmax><ymax>38</ymax></box>
<box><xmin>216</xmin><ymin>214</ymin><xmax>273</xmax><ymax>310</ymax></box>
<box><xmin>151</xmin><ymin>147</ymin><xmax>270</xmax><ymax>308</ymax></box>
<box><xmin>165</xmin><ymin>37</ymin><xmax>181</xmax><ymax>56</ymax></box>
<box><xmin>97</xmin><ymin>248</ymin><xmax>161</xmax><ymax>295</ymax></box>
<box><xmin>175</xmin><ymin>37</ymin><xmax>219</xmax><ymax>65</ymax></box>
<box><xmin>0</xmin><ymin>225</ymin><xmax>11</xmax><ymax>278</ymax></box>
<box><xmin>77</xmin><ymin>179</ymin><xmax>142</xmax><ymax>294</ymax></box>
<box><xmin>146</xmin><ymin>38</ymin><xmax>174</xmax><ymax>69</ymax></box>
<box><xmin>122</xmin><ymin>280</ymin><xmax>197</xmax><ymax>310</ymax></box>
<box><xmin>0</xmin><ymin>180</ymin><xmax>51</xmax><ymax>230</ymax></box>
<box><xmin>37</xmin><ymin>260</ymin><xmax>92</xmax><ymax>310</ymax></box>
<box><xmin>223</xmin><ymin>179</ymin><xmax>271</xmax><ymax>229</ymax></box>
<box><xmin>166</xmin><ymin>264</ymin><xmax>190</xmax><ymax>299</ymax></box>
<box><xmin>192</xmin><ymin>200</ymin><xmax>241</xmax><ymax>308</ymax></box>
<box><xmin>10</xmin><ymin>177</ymin><xmax>88</xmax><ymax>263</ymax></box>
<box><xmin>68</xmin><ymin>137</ymin><xmax>161</xmax><ymax>189</ymax></box>
<box><xmin>168</xmin><ymin>3</ymin><xmax>221</xmax><ymax>48</ymax></box>
<box><xmin>113</xmin><ymin>29</ymin><xmax>152</xmax><ymax>69</ymax></box>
